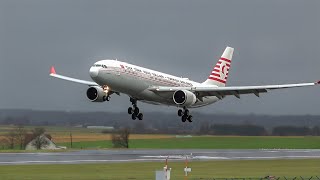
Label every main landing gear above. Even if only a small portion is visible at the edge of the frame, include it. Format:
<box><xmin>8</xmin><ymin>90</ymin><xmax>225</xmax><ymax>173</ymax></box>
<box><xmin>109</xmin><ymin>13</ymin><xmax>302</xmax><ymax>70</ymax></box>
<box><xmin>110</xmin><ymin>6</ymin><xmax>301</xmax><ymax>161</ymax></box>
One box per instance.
<box><xmin>178</xmin><ymin>107</ymin><xmax>192</xmax><ymax>122</ymax></box>
<box><xmin>128</xmin><ymin>98</ymin><xmax>143</xmax><ymax>120</ymax></box>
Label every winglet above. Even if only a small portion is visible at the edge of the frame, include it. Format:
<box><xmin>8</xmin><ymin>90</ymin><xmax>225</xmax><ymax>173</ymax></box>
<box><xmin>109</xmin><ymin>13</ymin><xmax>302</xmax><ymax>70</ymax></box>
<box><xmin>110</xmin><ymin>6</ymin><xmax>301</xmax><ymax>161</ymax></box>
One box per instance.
<box><xmin>316</xmin><ymin>80</ymin><xmax>320</xmax><ymax>85</ymax></box>
<box><xmin>50</xmin><ymin>66</ymin><xmax>56</xmax><ymax>74</ymax></box>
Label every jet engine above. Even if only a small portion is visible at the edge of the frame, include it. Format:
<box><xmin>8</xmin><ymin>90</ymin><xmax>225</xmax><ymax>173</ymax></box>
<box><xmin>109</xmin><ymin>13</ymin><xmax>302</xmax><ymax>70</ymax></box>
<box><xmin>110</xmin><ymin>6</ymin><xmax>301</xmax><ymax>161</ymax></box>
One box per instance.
<box><xmin>86</xmin><ymin>86</ymin><xmax>108</xmax><ymax>102</ymax></box>
<box><xmin>173</xmin><ymin>90</ymin><xmax>196</xmax><ymax>106</ymax></box>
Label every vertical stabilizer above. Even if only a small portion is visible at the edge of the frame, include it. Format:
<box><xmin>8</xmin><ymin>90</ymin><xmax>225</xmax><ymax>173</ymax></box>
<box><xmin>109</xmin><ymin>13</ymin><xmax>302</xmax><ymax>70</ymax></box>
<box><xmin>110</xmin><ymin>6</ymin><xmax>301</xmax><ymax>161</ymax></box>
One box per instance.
<box><xmin>202</xmin><ymin>47</ymin><xmax>234</xmax><ymax>87</ymax></box>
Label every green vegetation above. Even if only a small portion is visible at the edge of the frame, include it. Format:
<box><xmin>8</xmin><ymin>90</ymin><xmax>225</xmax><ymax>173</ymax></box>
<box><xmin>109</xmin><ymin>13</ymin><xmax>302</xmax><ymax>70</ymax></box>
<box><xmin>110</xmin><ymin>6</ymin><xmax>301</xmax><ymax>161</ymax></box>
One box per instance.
<box><xmin>0</xmin><ymin>159</ymin><xmax>319</xmax><ymax>180</ymax></box>
<box><xmin>57</xmin><ymin>136</ymin><xmax>320</xmax><ymax>149</ymax></box>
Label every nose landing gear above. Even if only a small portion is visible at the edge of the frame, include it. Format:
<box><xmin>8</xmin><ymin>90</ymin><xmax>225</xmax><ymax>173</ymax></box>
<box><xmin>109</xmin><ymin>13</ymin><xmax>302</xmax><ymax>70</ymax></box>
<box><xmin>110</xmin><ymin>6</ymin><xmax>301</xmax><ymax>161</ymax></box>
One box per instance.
<box><xmin>102</xmin><ymin>85</ymin><xmax>111</xmax><ymax>101</ymax></box>
<box><xmin>178</xmin><ymin>107</ymin><xmax>192</xmax><ymax>122</ymax></box>
<box><xmin>128</xmin><ymin>98</ymin><xmax>143</xmax><ymax>120</ymax></box>
<box><xmin>103</xmin><ymin>95</ymin><xmax>111</xmax><ymax>101</ymax></box>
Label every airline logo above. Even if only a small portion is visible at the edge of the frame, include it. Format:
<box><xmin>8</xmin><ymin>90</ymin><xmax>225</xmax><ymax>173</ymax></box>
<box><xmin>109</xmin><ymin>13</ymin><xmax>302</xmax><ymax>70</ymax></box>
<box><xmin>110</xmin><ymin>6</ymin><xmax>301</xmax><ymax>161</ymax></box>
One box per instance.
<box><xmin>208</xmin><ymin>57</ymin><xmax>231</xmax><ymax>84</ymax></box>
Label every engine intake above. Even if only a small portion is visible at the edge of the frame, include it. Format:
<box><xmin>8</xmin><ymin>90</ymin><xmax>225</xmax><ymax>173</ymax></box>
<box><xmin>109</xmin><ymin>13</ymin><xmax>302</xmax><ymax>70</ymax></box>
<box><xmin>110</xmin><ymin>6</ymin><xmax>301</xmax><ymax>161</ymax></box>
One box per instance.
<box><xmin>86</xmin><ymin>86</ymin><xmax>107</xmax><ymax>102</ymax></box>
<box><xmin>173</xmin><ymin>90</ymin><xmax>196</xmax><ymax>106</ymax></box>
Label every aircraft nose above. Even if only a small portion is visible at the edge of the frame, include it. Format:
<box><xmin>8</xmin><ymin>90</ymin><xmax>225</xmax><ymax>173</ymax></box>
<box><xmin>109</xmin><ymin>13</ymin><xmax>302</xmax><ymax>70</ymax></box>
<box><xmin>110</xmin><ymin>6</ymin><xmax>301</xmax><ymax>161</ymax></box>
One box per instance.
<box><xmin>89</xmin><ymin>67</ymin><xmax>99</xmax><ymax>78</ymax></box>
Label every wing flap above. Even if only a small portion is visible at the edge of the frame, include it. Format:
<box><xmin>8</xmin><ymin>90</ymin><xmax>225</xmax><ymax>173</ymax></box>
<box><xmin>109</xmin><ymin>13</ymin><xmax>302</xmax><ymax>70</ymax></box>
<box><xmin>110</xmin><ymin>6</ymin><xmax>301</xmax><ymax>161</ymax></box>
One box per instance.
<box><xmin>148</xmin><ymin>81</ymin><xmax>318</xmax><ymax>98</ymax></box>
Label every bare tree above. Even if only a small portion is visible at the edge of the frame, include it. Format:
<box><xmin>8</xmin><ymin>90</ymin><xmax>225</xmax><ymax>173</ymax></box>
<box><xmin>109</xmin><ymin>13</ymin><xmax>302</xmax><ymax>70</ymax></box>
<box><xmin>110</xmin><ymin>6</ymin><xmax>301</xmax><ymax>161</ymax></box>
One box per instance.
<box><xmin>5</xmin><ymin>129</ymin><xmax>17</xmax><ymax>149</ymax></box>
<box><xmin>0</xmin><ymin>138</ymin><xmax>9</xmax><ymax>149</ymax></box>
<box><xmin>14</xmin><ymin>126</ymin><xmax>27</xmax><ymax>150</ymax></box>
<box><xmin>32</xmin><ymin>127</ymin><xmax>45</xmax><ymax>138</ymax></box>
<box><xmin>31</xmin><ymin>135</ymin><xmax>49</xmax><ymax>150</ymax></box>
<box><xmin>111</xmin><ymin>128</ymin><xmax>130</xmax><ymax>148</ymax></box>
<box><xmin>30</xmin><ymin>127</ymin><xmax>49</xmax><ymax>150</ymax></box>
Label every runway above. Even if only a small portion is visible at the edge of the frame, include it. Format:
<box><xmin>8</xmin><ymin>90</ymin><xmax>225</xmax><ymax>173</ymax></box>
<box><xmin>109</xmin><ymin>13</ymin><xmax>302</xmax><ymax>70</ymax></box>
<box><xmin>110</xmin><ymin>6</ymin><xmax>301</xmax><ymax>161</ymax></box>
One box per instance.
<box><xmin>0</xmin><ymin>149</ymin><xmax>320</xmax><ymax>165</ymax></box>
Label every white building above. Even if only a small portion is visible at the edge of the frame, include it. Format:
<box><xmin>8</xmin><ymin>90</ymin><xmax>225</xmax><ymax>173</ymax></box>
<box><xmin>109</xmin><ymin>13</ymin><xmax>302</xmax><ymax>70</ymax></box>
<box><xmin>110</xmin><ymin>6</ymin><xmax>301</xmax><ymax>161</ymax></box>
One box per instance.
<box><xmin>25</xmin><ymin>134</ymin><xmax>66</xmax><ymax>150</ymax></box>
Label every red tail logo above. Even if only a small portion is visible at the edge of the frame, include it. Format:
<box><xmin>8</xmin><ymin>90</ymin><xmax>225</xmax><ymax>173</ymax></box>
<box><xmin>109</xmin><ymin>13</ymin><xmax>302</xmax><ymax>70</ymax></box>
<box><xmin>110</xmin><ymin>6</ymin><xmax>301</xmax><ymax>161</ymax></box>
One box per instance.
<box><xmin>208</xmin><ymin>57</ymin><xmax>231</xmax><ymax>84</ymax></box>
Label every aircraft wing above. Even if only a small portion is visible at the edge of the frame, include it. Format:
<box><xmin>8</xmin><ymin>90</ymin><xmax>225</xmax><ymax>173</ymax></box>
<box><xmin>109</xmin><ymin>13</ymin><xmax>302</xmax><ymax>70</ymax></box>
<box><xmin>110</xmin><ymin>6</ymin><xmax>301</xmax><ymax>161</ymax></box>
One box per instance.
<box><xmin>49</xmin><ymin>66</ymin><xmax>98</xmax><ymax>86</ymax></box>
<box><xmin>148</xmin><ymin>81</ymin><xmax>320</xmax><ymax>99</ymax></box>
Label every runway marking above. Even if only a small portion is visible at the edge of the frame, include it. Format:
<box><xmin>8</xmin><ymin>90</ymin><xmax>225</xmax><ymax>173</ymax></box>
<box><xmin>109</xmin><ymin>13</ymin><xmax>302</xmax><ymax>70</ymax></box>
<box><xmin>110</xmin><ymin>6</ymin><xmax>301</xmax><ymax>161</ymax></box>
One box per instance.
<box><xmin>232</xmin><ymin>156</ymin><xmax>320</xmax><ymax>159</ymax></box>
<box><xmin>1</xmin><ymin>149</ymin><xmax>320</xmax><ymax>165</ymax></box>
<box><xmin>141</xmin><ymin>155</ymin><xmax>320</xmax><ymax>160</ymax></box>
<box><xmin>141</xmin><ymin>155</ymin><xmax>229</xmax><ymax>160</ymax></box>
<box><xmin>2</xmin><ymin>155</ymin><xmax>319</xmax><ymax>165</ymax></box>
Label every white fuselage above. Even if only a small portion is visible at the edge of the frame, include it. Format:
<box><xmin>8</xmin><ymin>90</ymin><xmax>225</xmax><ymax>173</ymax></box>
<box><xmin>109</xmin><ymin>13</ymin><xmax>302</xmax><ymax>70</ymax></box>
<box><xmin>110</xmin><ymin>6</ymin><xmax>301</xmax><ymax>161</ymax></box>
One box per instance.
<box><xmin>89</xmin><ymin>60</ymin><xmax>219</xmax><ymax>108</ymax></box>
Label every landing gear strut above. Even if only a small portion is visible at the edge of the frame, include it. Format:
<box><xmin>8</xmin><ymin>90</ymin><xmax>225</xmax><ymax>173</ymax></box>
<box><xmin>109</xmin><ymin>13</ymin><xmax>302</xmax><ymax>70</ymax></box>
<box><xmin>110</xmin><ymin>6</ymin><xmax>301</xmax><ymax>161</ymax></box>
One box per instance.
<box><xmin>178</xmin><ymin>107</ymin><xmax>192</xmax><ymax>122</ymax></box>
<box><xmin>128</xmin><ymin>98</ymin><xmax>143</xmax><ymax>120</ymax></box>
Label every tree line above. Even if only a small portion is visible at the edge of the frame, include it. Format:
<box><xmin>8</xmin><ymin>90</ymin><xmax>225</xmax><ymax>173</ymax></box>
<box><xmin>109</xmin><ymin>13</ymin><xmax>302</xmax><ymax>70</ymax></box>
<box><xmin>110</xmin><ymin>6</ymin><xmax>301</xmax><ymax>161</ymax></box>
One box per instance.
<box><xmin>1</xmin><ymin>110</ymin><xmax>320</xmax><ymax>130</ymax></box>
<box><xmin>197</xmin><ymin>123</ymin><xmax>320</xmax><ymax>136</ymax></box>
<box><xmin>0</xmin><ymin>126</ymin><xmax>50</xmax><ymax>150</ymax></box>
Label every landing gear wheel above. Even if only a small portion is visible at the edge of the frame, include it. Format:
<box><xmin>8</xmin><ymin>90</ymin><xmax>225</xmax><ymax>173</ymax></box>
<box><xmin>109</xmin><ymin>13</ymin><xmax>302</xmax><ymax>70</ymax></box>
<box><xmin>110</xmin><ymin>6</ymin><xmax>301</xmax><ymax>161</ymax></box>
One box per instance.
<box><xmin>128</xmin><ymin>98</ymin><xmax>143</xmax><ymax>120</ymax></box>
<box><xmin>128</xmin><ymin>107</ymin><xmax>133</xmax><ymax>114</ymax></box>
<box><xmin>102</xmin><ymin>95</ymin><xmax>111</xmax><ymax>101</ymax></box>
<box><xmin>134</xmin><ymin>107</ymin><xmax>140</xmax><ymax>115</ymax></box>
<box><xmin>181</xmin><ymin>115</ymin><xmax>187</xmax><ymax>122</ymax></box>
<box><xmin>131</xmin><ymin>113</ymin><xmax>136</xmax><ymax>120</ymax></box>
<box><xmin>178</xmin><ymin>107</ymin><xmax>193</xmax><ymax>123</ymax></box>
<box><xmin>184</xmin><ymin>109</ymin><xmax>189</xmax><ymax>116</ymax></box>
<box><xmin>137</xmin><ymin>113</ymin><xmax>143</xmax><ymax>120</ymax></box>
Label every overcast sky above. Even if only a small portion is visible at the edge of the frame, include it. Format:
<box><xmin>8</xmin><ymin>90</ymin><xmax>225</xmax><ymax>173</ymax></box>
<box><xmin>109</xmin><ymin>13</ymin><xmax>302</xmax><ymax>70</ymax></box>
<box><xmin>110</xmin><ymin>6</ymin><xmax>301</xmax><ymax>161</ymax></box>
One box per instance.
<box><xmin>1</xmin><ymin>0</ymin><xmax>319</xmax><ymax>115</ymax></box>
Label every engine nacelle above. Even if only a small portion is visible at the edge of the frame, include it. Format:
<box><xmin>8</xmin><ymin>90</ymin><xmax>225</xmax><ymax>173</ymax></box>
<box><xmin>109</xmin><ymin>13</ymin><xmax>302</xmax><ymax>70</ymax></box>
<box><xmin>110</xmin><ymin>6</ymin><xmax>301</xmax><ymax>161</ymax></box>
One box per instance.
<box><xmin>173</xmin><ymin>90</ymin><xmax>196</xmax><ymax>106</ymax></box>
<box><xmin>86</xmin><ymin>86</ymin><xmax>107</xmax><ymax>102</ymax></box>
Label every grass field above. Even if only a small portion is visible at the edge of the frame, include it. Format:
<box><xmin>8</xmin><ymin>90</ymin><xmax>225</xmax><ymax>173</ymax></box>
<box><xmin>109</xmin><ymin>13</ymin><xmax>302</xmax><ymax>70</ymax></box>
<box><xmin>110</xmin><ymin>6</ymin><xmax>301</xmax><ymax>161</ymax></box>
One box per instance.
<box><xmin>57</xmin><ymin>136</ymin><xmax>320</xmax><ymax>149</ymax></box>
<box><xmin>0</xmin><ymin>125</ymin><xmax>173</xmax><ymax>143</ymax></box>
<box><xmin>1</xmin><ymin>125</ymin><xmax>320</xmax><ymax>149</ymax></box>
<box><xmin>0</xmin><ymin>159</ymin><xmax>319</xmax><ymax>179</ymax></box>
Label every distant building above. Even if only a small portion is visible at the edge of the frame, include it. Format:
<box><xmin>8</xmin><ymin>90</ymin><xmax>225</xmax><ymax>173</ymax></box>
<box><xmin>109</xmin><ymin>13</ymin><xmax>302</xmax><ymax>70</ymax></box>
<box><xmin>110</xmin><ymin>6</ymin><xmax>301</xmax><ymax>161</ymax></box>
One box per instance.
<box><xmin>25</xmin><ymin>134</ymin><xmax>66</xmax><ymax>150</ymax></box>
<box><xmin>86</xmin><ymin>126</ymin><xmax>114</xmax><ymax>130</ymax></box>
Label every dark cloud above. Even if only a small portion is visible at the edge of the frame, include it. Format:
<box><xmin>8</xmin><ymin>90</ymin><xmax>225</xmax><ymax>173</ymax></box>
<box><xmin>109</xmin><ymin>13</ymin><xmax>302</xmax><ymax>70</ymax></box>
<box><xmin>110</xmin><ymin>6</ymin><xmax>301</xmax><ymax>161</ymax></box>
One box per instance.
<box><xmin>1</xmin><ymin>0</ymin><xmax>319</xmax><ymax>115</ymax></box>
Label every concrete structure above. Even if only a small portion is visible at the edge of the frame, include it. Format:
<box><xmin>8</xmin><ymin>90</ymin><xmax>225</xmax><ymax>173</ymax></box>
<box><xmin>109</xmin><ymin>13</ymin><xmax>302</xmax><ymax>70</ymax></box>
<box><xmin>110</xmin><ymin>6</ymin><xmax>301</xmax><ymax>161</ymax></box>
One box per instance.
<box><xmin>25</xmin><ymin>134</ymin><xmax>66</xmax><ymax>150</ymax></box>
<box><xmin>156</xmin><ymin>157</ymin><xmax>171</xmax><ymax>180</ymax></box>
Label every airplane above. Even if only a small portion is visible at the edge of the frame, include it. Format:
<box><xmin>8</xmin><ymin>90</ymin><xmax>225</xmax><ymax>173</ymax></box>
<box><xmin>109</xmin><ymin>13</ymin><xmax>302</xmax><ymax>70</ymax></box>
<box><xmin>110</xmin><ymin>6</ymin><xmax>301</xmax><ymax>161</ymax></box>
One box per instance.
<box><xmin>50</xmin><ymin>47</ymin><xmax>319</xmax><ymax>122</ymax></box>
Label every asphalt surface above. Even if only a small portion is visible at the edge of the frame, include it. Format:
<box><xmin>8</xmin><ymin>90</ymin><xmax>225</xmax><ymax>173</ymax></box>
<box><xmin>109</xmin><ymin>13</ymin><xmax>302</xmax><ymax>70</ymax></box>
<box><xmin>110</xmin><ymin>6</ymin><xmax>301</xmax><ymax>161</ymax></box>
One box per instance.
<box><xmin>0</xmin><ymin>149</ymin><xmax>320</xmax><ymax>165</ymax></box>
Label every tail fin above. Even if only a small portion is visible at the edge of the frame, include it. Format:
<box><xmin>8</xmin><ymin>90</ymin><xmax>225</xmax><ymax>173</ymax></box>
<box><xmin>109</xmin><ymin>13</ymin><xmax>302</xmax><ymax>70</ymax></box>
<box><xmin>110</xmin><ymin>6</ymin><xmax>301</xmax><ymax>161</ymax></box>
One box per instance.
<box><xmin>202</xmin><ymin>46</ymin><xmax>234</xmax><ymax>87</ymax></box>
